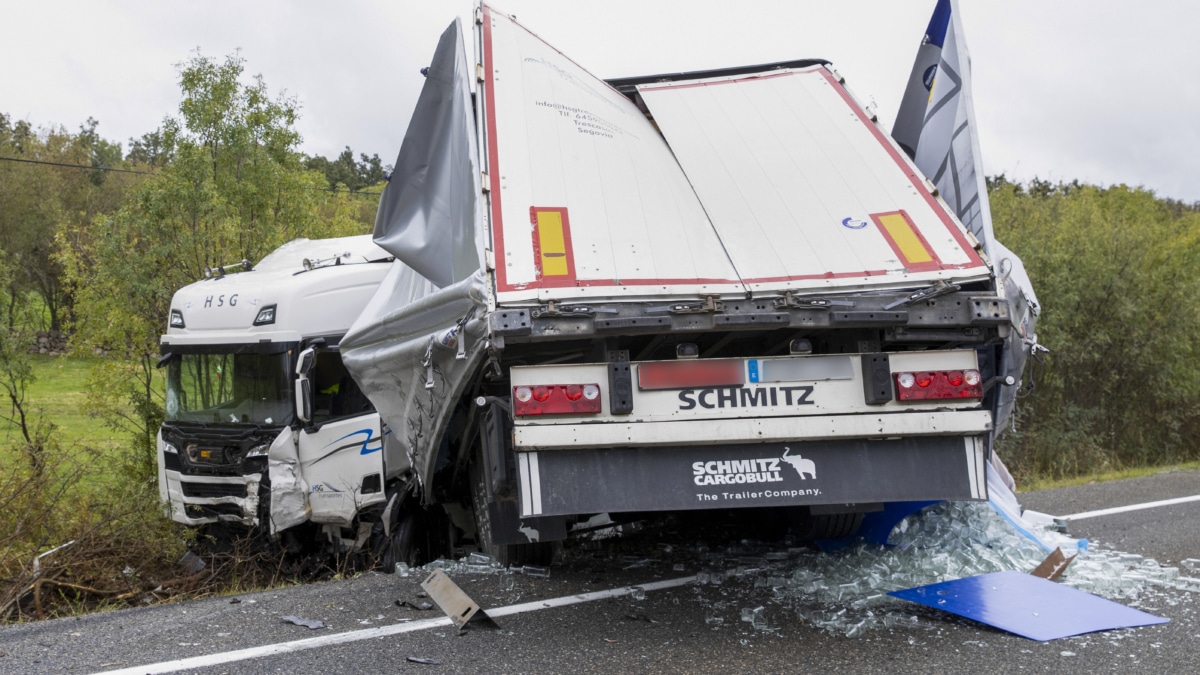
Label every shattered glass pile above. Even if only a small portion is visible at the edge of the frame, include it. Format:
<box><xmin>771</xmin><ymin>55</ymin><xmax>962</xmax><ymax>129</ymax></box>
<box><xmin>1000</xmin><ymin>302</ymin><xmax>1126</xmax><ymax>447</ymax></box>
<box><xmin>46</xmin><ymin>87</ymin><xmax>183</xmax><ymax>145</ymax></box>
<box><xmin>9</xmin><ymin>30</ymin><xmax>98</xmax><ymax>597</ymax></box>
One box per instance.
<box><xmin>414</xmin><ymin>553</ymin><xmax>549</xmax><ymax>579</ymax></box>
<box><xmin>687</xmin><ymin>502</ymin><xmax>1198</xmax><ymax>638</ymax></box>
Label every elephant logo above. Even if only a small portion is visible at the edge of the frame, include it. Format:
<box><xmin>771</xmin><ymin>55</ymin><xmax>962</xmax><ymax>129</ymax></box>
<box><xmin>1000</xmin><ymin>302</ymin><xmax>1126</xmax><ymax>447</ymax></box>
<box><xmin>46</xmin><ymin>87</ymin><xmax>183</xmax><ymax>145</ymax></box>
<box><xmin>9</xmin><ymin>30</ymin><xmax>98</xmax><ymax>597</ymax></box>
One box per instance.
<box><xmin>781</xmin><ymin>447</ymin><xmax>816</xmax><ymax>480</ymax></box>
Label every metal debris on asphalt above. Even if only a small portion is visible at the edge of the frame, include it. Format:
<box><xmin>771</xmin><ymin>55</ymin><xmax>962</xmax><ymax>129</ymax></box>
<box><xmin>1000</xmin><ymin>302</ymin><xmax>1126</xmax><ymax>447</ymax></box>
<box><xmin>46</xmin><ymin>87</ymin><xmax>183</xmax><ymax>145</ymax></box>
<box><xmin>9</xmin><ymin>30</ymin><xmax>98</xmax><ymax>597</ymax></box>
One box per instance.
<box><xmin>280</xmin><ymin>615</ymin><xmax>326</xmax><ymax>629</ymax></box>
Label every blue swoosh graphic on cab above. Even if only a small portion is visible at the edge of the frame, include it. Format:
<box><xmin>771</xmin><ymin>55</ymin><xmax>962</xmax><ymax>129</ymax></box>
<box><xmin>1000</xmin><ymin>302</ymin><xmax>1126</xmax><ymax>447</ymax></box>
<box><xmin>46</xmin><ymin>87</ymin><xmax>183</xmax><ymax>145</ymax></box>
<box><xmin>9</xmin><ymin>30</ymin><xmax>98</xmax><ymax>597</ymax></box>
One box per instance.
<box><xmin>320</xmin><ymin>428</ymin><xmax>382</xmax><ymax>455</ymax></box>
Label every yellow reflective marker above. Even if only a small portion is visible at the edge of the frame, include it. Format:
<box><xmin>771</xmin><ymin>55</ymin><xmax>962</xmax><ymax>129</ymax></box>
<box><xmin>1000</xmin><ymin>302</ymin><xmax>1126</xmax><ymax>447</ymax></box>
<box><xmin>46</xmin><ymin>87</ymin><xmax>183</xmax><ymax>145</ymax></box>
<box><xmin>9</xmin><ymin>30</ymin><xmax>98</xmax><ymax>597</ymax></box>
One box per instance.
<box><xmin>531</xmin><ymin>207</ymin><xmax>575</xmax><ymax>281</ymax></box>
<box><xmin>875</xmin><ymin>211</ymin><xmax>935</xmax><ymax>266</ymax></box>
<box><xmin>536</xmin><ymin>210</ymin><xmax>569</xmax><ymax>276</ymax></box>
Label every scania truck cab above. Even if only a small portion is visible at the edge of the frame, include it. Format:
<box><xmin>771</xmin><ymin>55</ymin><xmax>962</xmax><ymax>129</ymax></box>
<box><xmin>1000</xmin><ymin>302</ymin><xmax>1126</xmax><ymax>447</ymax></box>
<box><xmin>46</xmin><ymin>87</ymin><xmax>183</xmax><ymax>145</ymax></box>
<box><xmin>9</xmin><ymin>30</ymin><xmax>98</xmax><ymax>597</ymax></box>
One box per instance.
<box><xmin>156</xmin><ymin>235</ymin><xmax>423</xmax><ymax>560</ymax></box>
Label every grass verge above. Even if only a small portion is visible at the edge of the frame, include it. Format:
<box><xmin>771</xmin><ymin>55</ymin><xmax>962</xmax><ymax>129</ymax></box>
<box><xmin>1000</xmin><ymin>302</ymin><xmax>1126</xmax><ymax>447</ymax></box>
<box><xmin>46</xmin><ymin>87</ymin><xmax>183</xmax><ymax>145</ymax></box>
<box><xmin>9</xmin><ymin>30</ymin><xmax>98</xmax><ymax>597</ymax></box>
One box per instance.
<box><xmin>1018</xmin><ymin>460</ymin><xmax>1200</xmax><ymax>493</ymax></box>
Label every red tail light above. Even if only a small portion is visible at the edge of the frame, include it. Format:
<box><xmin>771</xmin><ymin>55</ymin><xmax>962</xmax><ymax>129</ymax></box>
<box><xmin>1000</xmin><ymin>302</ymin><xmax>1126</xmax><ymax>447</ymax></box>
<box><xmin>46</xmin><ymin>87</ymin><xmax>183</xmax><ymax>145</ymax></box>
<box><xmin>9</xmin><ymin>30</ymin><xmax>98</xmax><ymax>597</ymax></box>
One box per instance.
<box><xmin>513</xmin><ymin>383</ymin><xmax>602</xmax><ymax>416</ymax></box>
<box><xmin>894</xmin><ymin>369</ymin><xmax>982</xmax><ymax>401</ymax></box>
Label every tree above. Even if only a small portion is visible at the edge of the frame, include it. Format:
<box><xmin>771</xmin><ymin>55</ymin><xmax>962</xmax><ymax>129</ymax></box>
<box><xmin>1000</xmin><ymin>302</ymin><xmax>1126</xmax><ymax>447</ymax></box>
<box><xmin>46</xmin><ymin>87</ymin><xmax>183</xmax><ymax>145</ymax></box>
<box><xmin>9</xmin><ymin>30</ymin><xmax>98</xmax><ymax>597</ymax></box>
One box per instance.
<box><xmin>0</xmin><ymin>251</ymin><xmax>54</xmax><ymax>479</ymax></box>
<box><xmin>0</xmin><ymin>114</ymin><xmax>142</xmax><ymax>333</ymax></box>
<box><xmin>305</xmin><ymin>146</ymin><xmax>389</xmax><ymax>192</ymax></box>
<box><xmin>60</xmin><ymin>51</ymin><xmax>368</xmax><ymax>482</ymax></box>
<box><xmin>991</xmin><ymin>179</ymin><xmax>1200</xmax><ymax>480</ymax></box>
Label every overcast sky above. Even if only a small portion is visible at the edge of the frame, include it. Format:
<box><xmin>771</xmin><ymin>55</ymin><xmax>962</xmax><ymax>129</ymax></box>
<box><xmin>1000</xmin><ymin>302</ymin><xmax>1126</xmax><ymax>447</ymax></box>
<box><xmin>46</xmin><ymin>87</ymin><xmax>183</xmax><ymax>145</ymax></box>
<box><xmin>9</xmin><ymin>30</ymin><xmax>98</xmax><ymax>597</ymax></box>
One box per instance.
<box><xmin>3</xmin><ymin>1</ymin><xmax>1197</xmax><ymax>202</ymax></box>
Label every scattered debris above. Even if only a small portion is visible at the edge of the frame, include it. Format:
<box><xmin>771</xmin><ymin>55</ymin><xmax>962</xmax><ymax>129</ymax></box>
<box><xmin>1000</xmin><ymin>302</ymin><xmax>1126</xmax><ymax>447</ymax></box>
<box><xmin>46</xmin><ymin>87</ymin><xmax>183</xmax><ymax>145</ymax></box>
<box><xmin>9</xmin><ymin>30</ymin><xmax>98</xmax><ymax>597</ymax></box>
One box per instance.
<box><xmin>421</xmin><ymin>568</ymin><xmax>482</xmax><ymax>629</ymax></box>
<box><xmin>407</xmin><ymin>656</ymin><xmax>442</xmax><ymax>665</ymax></box>
<box><xmin>178</xmin><ymin>551</ymin><xmax>206</xmax><ymax>575</ymax></box>
<box><xmin>229</xmin><ymin>598</ymin><xmax>241</xmax><ymax>604</ymax></box>
<box><xmin>660</xmin><ymin>500</ymin><xmax>1193</xmax><ymax>639</ymax></box>
<box><xmin>280</xmin><ymin>615</ymin><xmax>326</xmax><ymax>630</ymax></box>
<box><xmin>1030</xmin><ymin>547</ymin><xmax>1077</xmax><ymax>582</ymax></box>
<box><xmin>396</xmin><ymin>599</ymin><xmax>434</xmax><ymax>611</ymax></box>
<box><xmin>519</xmin><ymin>565</ymin><xmax>550</xmax><ymax>578</ymax></box>
<box><xmin>890</xmin><ymin>570</ymin><xmax>1168</xmax><ymax>641</ymax></box>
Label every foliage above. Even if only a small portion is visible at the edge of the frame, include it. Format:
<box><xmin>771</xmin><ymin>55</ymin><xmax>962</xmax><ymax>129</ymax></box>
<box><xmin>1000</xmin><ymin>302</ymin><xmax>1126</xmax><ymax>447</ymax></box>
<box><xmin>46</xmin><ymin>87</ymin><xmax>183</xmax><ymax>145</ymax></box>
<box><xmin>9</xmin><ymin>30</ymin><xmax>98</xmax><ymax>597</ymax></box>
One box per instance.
<box><xmin>305</xmin><ymin>146</ymin><xmax>389</xmax><ymax>193</ymax></box>
<box><xmin>0</xmin><ymin>253</ymin><xmax>56</xmax><ymax>479</ymax></box>
<box><xmin>0</xmin><ymin>114</ymin><xmax>144</xmax><ymax>332</ymax></box>
<box><xmin>992</xmin><ymin>177</ymin><xmax>1200</xmax><ymax>481</ymax></box>
<box><xmin>58</xmin><ymin>51</ymin><xmax>369</xmax><ymax>485</ymax></box>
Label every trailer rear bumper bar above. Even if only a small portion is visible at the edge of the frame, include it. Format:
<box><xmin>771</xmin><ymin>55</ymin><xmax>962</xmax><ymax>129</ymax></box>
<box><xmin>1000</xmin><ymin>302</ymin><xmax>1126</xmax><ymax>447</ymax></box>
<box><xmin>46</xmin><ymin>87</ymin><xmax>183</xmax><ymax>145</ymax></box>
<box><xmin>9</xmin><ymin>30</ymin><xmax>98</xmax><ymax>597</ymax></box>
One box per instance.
<box><xmin>513</xmin><ymin>410</ymin><xmax>993</xmax><ymax>450</ymax></box>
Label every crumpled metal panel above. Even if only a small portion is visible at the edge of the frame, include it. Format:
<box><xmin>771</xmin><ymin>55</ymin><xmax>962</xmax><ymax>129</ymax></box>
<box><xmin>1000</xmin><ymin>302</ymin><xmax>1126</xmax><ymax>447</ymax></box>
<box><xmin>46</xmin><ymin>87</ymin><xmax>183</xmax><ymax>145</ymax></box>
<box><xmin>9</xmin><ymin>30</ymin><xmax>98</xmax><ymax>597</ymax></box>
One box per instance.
<box><xmin>341</xmin><ymin>269</ymin><xmax>488</xmax><ymax>498</ymax></box>
<box><xmin>267</xmin><ymin>426</ymin><xmax>308</xmax><ymax>534</ymax></box>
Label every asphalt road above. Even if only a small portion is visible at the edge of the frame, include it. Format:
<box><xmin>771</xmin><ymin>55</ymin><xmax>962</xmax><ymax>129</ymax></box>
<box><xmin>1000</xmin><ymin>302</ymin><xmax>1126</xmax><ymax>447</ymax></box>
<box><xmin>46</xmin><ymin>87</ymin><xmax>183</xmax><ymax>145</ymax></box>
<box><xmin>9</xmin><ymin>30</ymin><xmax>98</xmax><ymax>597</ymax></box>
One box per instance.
<box><xmin>2</xmin><ymin>470</ymin><xmax>1197</xmax><ymax>675</ymax></box>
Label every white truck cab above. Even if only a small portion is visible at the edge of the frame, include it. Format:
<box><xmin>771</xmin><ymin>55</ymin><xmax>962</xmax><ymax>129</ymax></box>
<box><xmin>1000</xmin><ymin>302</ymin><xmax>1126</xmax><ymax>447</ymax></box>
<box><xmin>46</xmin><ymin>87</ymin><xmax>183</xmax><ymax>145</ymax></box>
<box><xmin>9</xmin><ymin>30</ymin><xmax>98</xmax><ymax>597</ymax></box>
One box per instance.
<box><xmin>156</xmin><ymin>236</ymin><xmax>412</xmax><ymax>554</ymax></box>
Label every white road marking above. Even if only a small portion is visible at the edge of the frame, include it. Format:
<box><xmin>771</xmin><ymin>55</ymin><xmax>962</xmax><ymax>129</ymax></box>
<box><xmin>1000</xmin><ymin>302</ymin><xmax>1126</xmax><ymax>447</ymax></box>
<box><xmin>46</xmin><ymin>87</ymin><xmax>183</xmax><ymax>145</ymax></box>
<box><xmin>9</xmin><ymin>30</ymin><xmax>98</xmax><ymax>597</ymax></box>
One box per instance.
<box><xmin>1062</xmin><ymin>494</ymin><xmax>1200</xmax><ymax>521</ymax></box>
<box><xmin>95</xmin><ymin>575</ymin><xmax>696</xmax><ymax>675</ymax></box>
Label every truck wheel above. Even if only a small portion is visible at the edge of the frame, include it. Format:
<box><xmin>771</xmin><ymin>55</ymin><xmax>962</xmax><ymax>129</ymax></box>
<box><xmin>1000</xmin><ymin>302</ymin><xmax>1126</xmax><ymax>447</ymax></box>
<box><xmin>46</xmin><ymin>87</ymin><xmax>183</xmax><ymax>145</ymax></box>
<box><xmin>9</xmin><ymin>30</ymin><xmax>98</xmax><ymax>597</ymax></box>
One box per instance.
<box><xmin>470</xmin><ymin>457</ymin><xmax>553</xmax><ymax>568</ymax></box>
<box><xmin>381</xmin><ymin>513</ymin><xmax>418</xmax><ymax>572</ymax></box>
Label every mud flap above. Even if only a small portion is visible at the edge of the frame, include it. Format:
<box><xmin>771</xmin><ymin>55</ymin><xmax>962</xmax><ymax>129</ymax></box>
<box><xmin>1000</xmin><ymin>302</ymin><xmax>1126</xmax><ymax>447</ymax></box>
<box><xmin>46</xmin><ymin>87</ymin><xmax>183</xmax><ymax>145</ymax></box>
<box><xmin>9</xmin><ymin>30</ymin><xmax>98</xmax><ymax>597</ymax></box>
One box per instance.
<box><xmin>516</xmin><ymin>436</ymin><xmax>988</xmax><ymax>517</ymax></box>
<box><xmin>478</xmin><ymin>399</ymin><xmax>567</xmax><ymax>544</ymax></box>
<box><xmin>486</xmin><ymin>500</ymin><xmax>567</xmax><ymax>545</ymax></box>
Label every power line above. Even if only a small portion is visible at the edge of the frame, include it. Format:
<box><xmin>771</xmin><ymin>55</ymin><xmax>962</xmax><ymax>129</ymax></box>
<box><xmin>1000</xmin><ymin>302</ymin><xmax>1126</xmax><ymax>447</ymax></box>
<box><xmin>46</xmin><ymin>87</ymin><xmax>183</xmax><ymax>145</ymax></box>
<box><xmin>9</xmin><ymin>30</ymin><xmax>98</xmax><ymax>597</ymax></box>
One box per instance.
<box><xmin>0</xmin><ymin>155</ymin><xmax>156</xmax><ymax>175</ymax></box>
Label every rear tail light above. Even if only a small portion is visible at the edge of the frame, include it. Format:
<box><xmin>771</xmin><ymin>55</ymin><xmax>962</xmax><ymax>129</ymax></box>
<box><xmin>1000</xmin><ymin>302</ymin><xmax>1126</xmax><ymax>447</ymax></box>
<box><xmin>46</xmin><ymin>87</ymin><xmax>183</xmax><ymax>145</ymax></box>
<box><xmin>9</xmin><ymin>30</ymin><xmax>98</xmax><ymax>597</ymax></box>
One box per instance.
<box><xmin>513</xmin><ymin>383</ymin><xmax>603</xmax><ymax>416</ymax></box>
<box><xmin>894</xmin><ymin>369</ymin><xmax>983</xmax><ymax>401</ymax></box>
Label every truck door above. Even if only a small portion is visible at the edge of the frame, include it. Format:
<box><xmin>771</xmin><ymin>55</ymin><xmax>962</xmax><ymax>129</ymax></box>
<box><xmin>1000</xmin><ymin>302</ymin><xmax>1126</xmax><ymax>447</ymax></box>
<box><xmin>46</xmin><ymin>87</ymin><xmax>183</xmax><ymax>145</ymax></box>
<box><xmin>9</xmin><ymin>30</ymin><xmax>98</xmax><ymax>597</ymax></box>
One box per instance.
<box><xmin>296</xmin><ymin>348</ymin><xmax>386</xmax><ymax>525</ymax></box>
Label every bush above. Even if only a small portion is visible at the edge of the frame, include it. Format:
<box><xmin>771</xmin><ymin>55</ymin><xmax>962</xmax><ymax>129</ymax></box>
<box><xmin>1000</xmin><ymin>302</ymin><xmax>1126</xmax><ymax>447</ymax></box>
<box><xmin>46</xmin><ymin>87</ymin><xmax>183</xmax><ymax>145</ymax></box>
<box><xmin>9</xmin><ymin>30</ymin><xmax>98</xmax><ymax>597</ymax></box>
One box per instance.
<box><xmin>993</xmin><ymin>179</ymin><xmax>1200</xmax><ymax>482</ymax></box>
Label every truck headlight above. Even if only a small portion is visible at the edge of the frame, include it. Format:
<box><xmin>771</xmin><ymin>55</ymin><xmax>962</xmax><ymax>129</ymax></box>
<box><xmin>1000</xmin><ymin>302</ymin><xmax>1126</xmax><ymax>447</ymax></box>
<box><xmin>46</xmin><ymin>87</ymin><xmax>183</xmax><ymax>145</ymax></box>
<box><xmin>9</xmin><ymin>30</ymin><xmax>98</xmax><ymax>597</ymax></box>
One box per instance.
<box><xmin>253</xmin><ymin>304</ymin><xmax>277</xmax><ymax>326</ymax></box>
<box><xmin>163</xmin><ymin>441</ymin><xmax>179</xmax><ymax>454</ymax></box>
<box><xmin>247</xmin><ymin>443</ymin><xmax>270</xmax><ymax>457</ymax></box>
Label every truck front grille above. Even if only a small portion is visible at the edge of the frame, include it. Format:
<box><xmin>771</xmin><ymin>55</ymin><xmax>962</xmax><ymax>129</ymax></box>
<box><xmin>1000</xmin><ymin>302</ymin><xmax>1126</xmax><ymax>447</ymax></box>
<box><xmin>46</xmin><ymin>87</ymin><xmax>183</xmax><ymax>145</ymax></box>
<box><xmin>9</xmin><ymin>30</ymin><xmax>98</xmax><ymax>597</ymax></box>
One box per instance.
<box><xmin>181</xmin><ymin>482</ymin><xmax>248</xmax><ymax>499</ymax></box>
<box><xmin>184</xmin><ymin>503</ymin><xmax>244</xmax><ymax>519</ymax></box>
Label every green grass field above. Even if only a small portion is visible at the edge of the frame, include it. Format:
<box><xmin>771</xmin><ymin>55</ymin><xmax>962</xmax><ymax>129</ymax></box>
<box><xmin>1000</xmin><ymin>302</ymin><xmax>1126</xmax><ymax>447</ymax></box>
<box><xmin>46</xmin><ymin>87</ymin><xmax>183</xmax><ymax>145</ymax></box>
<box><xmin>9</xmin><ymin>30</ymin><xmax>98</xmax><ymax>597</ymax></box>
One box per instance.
<box><xmin>0</xmin><ymin>354</ymin><xmax>144</xmax><ymax>494</ymax></box>
<box><xmin>1</xmin><ymin>354</ymin><xmax>128</xmax><ymax>450</ymax></box>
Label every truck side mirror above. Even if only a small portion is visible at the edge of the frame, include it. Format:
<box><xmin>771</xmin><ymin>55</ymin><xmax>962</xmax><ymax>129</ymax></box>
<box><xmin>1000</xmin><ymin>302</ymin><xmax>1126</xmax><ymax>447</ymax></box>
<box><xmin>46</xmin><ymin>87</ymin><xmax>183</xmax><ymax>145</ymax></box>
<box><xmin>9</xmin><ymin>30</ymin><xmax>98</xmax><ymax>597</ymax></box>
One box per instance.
<box><xmin>296</xmin><ymin>347</ymin><xmax>316</xmax><ymax>423</ymax></box>
<box><xmin>296</xmin><ymin>347</ymin><xmax>316</xmax><ymax>376</ymax></box>
<box><xmin>296</xmin><ymin>377</ymin><xmax>312</xmax><ymax>423</ymax></box>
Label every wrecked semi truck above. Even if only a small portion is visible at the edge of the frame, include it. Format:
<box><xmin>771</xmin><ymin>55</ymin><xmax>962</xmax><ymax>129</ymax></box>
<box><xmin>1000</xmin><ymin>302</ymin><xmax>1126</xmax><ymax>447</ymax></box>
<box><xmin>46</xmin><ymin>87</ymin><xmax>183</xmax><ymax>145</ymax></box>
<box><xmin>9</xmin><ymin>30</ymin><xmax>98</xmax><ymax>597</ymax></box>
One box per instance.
<box><xmin>339</xmin><ymin>6</ymin><xmax>1039</xmax><ymax>565</ymax></box>
<box><xmin>156</xmin><ymin>235</ymin><xmax>435</xmax><ymax>564</ymax></box>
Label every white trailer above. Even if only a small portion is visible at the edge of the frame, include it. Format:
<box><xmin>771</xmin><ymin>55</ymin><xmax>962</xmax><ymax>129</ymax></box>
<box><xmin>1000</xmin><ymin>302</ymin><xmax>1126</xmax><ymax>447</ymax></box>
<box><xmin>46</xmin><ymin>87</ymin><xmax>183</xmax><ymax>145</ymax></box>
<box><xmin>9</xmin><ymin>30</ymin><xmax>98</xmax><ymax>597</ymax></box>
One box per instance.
<box><xmin>340</xmin><ymin>5</ymin><xmax>1039</xmax><ymax>564</ymax></box>
<box><xmin>156</xmin><ymin>235</ymin><xmax>434</xmax><ymax>563</ymax></box>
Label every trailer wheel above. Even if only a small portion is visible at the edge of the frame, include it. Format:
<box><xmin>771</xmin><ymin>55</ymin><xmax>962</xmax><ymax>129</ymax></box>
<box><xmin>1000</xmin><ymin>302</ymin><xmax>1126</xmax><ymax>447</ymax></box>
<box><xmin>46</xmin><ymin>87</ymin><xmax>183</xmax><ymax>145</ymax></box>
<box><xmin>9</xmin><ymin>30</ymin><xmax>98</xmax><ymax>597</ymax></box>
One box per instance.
<box><xmin>792</xmin><ymin>511</ymin><xmax>865</xmax><ymax>541</ymax></box>
<box><xmin>470</xmin><ymin>457</ymin><xmax>553</xmax><ymax>568</ymax></box>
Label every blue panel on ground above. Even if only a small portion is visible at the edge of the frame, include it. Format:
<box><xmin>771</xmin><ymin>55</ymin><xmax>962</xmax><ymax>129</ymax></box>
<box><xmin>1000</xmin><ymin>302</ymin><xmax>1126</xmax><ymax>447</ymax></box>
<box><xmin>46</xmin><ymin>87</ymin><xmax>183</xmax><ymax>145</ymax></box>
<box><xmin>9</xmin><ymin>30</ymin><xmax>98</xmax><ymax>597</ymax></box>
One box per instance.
<box><xmin>888</xmin><ymin>570</ymin><xmax>1169</xmax><ymax>641</ymax></box>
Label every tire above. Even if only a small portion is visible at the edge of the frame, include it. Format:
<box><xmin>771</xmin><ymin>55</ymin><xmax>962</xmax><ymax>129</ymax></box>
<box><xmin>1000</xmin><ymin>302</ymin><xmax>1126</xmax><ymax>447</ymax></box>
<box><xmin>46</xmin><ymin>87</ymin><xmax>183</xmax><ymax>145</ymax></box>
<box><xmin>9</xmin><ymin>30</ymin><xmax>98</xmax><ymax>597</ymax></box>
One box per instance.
<box><xmin>381</xmin><ymin>513</ymin><xmax>418</xmax><ymax>572</ymax></box>
<box><xmin>470</xmin><ymin>454</ymin><xmax>553</xmax><ymax>568</ymax></box>
<box><xmin>792</xmin><ymin>511</ymin><xmax>865</xmax><ymax>541</ymax></box>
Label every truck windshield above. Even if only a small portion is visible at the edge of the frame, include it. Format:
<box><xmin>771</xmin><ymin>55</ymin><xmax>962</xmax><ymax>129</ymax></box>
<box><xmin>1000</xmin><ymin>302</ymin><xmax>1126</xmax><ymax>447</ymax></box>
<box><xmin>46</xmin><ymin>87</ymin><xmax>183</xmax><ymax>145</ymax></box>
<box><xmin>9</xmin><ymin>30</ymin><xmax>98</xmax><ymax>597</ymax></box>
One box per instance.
<box><xmin>165</xmin><ymin>352</ymin><xmax>293</xmax><ymax>426</ymax></box>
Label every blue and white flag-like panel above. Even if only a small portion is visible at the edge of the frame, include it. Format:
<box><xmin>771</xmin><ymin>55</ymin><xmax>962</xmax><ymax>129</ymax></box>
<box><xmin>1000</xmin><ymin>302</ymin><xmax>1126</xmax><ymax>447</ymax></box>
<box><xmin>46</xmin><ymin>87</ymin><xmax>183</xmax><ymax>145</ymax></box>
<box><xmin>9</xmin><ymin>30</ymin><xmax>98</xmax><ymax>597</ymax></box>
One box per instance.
<box><xmin>894</xmin><ymin>0</ymin><xmax>1042</xmax><ymax>440</ymax></box>
<box><xmin>893</xmin><ymin>0</ymin><xmax>995</xmax><ymax>262</ymax></box>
